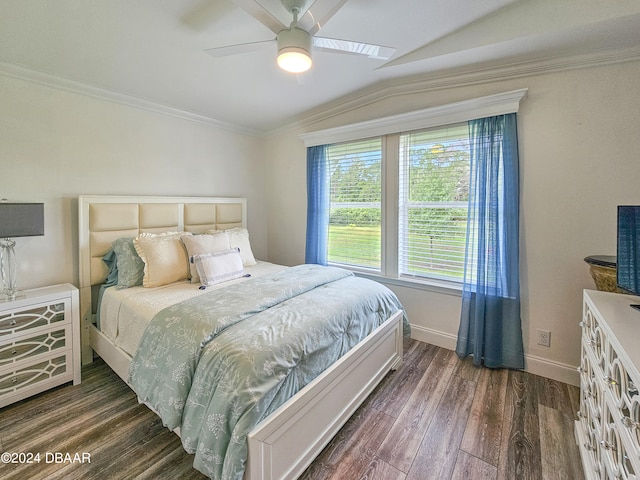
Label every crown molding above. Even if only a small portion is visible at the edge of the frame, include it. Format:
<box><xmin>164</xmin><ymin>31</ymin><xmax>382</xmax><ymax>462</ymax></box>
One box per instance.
<box><xmin>299</xmin><ymin>89</ymin><xmax>527</xmax><ymax>147</ymax></box>
<box><xmin>0</xmin><ymin>61</ymin><xmax>262</xmax><ymax>137</ymax></box>
<box><xmin>273</xmin><ymin>45</ymin><xmax>640</xmax><ymax>137</ymax></box>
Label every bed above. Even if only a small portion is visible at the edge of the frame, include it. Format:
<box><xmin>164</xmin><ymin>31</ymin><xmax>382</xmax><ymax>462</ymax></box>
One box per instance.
<box><xmin>77</xmin><ymin>194</ymin><xmax>407</xmax><ymax>480</ymax></box>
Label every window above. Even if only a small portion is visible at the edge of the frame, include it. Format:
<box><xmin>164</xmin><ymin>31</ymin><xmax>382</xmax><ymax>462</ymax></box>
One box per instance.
<box><xmin>325</xmin><ymin>124</ymin><xmax>471</xmax><ymax>283</ymax></box>
<box><xmin>303</xmin><ymin>89</ymin><xmax>527</xmax><ymax>288</ymax></box>
<box><xmin>327</xmin><ymin>138</ymin><xmax>382</xmax><ymax>270</ymax></box>
<box><xmin>398</xmin><ymin>124</ymin><xmax>470</xmax><ymax>282</ymax></box>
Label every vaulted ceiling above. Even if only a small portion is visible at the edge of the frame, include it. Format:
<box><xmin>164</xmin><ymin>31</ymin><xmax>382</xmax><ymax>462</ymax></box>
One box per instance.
<box><xmin>2</xmin><ymin>0</ymin><xmax>639</xmax><ymax>134</ymax></box>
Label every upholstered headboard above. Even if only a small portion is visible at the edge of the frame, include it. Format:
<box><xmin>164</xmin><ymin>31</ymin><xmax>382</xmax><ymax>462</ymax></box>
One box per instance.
<box><xmin>77</xmin><ymin>195</ymin><xmax>247</xmax><ymax>363</ymax></box>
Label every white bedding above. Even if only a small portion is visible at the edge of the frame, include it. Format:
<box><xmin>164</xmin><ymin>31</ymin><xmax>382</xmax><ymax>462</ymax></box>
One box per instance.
<box><xmin>99</xmin><ymin>260</ymin><xmax>286</xmax><ymax>356</ymax></box>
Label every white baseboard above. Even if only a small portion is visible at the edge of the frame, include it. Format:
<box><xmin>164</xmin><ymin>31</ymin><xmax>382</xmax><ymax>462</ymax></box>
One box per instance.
<box><xmin>409</xmin><ymin>324</ymin><xmax>580</xmax><ymax>387</ymax></box>
<box><xmin>410</xmin><ymin>324</ymin><xmax>458</xmax><ymax>350</ymax></box>
<box><xmin>524</xmin><ymin>354</ymin><xmax>579</xmax><ymax>386</ymax></box>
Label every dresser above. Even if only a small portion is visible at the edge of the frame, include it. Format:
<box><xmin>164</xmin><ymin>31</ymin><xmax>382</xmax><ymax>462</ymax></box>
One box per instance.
<box><xmin>0</xmin><ymin>284</ymin><xmax>80</xmax><ymax>408</ymax></box>
<box><xmin>577</xmin><ymin>289</ymin><xmax>640</xmax><ymax>480</ymax></box>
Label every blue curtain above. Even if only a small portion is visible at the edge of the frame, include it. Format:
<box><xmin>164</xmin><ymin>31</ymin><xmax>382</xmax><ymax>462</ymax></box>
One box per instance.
<box><xmin>305</xmin><ymin>145</ymin><xmax>329</xmax><ymax>265</ymax></box>
<box><xmin>456</xmin><ymin>113</ymin><xmax>524</xmax><ymax>369</ymax></box>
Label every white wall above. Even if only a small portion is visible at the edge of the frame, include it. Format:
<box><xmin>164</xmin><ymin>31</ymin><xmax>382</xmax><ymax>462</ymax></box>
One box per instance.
<box><xmin>0</xmin><ymin>74</ymin><xmax>268</xmax><ymax>290</ymax></box>
<box><xmin>3</xmin><ymin>59</ymin><xmax>638</xmax><ymax>386</ymax></box>
<box><xmin>266</xmin><ymin>60</ymin><xmax>640</xmax><ymax>385</ymax></box>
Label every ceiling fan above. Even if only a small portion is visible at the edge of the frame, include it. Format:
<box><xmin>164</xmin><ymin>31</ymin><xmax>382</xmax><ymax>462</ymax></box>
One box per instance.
<box><xmin>205</xmin><ymin>0</ymin><xmax>396</xmax><ymax>73</ymax></box>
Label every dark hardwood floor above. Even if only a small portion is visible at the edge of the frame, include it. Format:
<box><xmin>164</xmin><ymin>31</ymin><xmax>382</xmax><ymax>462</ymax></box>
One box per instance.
<box><xmin>0</xmin><ymin>339</ymin><xmax>584</xmax><ymax>480</ymax></box>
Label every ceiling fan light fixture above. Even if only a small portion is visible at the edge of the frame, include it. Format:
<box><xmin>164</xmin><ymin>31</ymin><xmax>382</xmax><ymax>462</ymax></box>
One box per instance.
<box><xmin>277</xmin><ymin>27</ymin><xmax>312</xmax><ymax>73</ymax></box>
<box><xmin>277</xmin><ymin>47</ymin><xmax>312</xmax><ymax>73</ymax></box>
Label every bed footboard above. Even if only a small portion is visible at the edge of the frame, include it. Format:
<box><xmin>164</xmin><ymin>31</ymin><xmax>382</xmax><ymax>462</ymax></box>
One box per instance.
<box><xmin>89</xmin><ymin>310</ymin><xmax>404</xmax><ymax>480</ymax></box>
<box><xmin>246</xmin><ymin>310</ymin><xmax>404</xmax><ymax>480</ymax></box>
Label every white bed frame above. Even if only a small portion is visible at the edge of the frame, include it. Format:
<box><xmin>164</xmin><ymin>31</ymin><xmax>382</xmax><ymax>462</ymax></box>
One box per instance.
<box><xmin>78</xmin><ymin>194</ymin><xmax>404</xmax><ymax>480</ymax></box>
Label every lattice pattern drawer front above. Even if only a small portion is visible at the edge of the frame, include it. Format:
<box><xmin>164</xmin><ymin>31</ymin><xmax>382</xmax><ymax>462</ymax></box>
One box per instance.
<box><xmin>578</xmin><ymin>291</ymin><xmax>640</xmax><ymax>480</ymax></box>
<box><xmin>606</xmin><ymin>355</ymin><xmax>631</xmax><ymax>410</ymax></box>
<box><xmin>608</xmin><ymin>360</ymin><xmax>640</xmax><ymax>468</ymax></box>
<box><xmin>588</xmin><ymin>377</ymin><xmax>604</xmax><ymax>422</ymax></box>
<box><xmin>582</xmin><ymin>306</ymin><xmax>596</xmax><ymax>342</ymax></box>
<box><xmin>580</xmin><ymin>346</ymin><xmax>594</xmax><ymax>386</ymax></box>
<box><xmin>0</xmin><ymin>301</ymin><xmax>68</xmax><ymax>337</ymax></box>
<box><xmin>592</xmin><ymin>326</ymin><xmax>607</xmax><ymax>373</ymax></box>
<box><xmin>601</xmin><ymin>402</ymin><xmax>638</xmax><ymax>480</ymax></box>
<box><xmin>582</xmin><ymin>303</ymin><xmax>608</xmax><ymax>372</ymax></box>
<box><xmin>0</xmin><ymin>354</ymin><xmax>69</xmax><ymax>396</ymax></box>
<box><xmin>0</xmin><ymin>326</ymin><xmax>70</xmax><ymax>367</ymax></box>
<box><xmin>579</xmin><ymin>389</ymin><xmax>603</xmax><ymax>476</ymax></box>
<box><xmin>625</xmin><ymin>397</ymin><xmax>640</xmax><ymax>458</ymax></box>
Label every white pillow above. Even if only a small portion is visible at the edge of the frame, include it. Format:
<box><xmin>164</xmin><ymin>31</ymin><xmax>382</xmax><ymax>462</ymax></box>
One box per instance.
<box><xmin>133</xmin><ymin>232</ymin><xmax>191</xmax><ymax>288</ymax></box>
<box><xmin>207</xmin><ymin>227</ymin><xmax>257</xmax><ymax>266</ymax></box>
<box><xmin>181</xmin><ymin>232</ymin><xmax>231</xmax><ymax>283</ymax></box>
<box><xmin>192</xmin><ymin>249</ymin><xmax>245</xmax><ymax>287</ymax></box>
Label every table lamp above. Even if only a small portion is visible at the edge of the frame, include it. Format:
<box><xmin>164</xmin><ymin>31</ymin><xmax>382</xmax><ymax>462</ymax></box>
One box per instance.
<box><xmin>0</xmin><ymin>201</ymin><xmax>45</xmax><ymax>301</ymax></box>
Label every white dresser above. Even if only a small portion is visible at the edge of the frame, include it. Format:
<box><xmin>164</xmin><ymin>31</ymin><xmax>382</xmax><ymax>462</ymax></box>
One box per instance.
<box><xmin>577</xmin><ymin>289</ymin><xmax>640</xmax><ymax>480</ymax></box>
<box><xmin>0</xmin><ymin>284</ymin><xmax>80</xmax><ymax>408</ymax></box>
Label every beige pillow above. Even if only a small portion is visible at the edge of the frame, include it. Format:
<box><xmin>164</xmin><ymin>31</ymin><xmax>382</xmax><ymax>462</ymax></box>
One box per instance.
<box><xmin>181</xmin><ymin>232</ymin><xmax>231</xmax><ymax>283</ymax></box>
<box><xmin>206</xmin><ymin>227</ymin><xmax>257</xmax><ymax>266</ymax></box>
<box><xmin>133</xmin><ymin>232</ymin><xmax>191</xmax><ymax>287</ymax></box>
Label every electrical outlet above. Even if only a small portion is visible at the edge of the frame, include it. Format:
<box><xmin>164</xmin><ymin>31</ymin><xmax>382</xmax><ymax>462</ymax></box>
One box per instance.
<box><xmin>537</xmin><ymin>329</ymin><xmax>551</xmax><ymax>347</ymax></box>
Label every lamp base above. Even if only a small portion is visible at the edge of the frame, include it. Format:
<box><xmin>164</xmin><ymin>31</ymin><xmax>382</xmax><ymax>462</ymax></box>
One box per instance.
<box><xmin>1</xmin><ymin>237</ymin><xmax>18</xmax><ymax>301</ymax></box>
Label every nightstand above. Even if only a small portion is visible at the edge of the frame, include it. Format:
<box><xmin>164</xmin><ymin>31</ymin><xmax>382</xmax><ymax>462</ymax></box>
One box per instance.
<box><xmin>0</xmin><ymin>284</ymin><xmax>80</xmax><ymax>408</ymax></box>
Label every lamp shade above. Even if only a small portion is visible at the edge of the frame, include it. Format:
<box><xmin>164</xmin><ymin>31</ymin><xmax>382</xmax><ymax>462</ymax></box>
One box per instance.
<box><xmin>0</xmin><ymin>203</ymin><xmax>45</xmax><ymax>238</ymax></box>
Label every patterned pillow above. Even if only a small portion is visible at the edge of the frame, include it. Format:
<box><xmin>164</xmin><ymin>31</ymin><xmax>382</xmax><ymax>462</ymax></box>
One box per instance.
<box><xmin>101</xmin><ymin>248</ymin><xmax>119</xmax><ymax>287</ymax></box>
<box><xmin>112</xmin><ymin>237</ymin><xmax>145</xmax><ymax>288</ymax></box>
<box><xmin>192</xmin><ymin>249</ymin><xmax>245</xmax><ymax>287</ymax></box>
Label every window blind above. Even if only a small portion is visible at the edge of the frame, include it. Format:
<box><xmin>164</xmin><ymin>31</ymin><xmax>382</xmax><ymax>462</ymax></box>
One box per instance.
<box><xmin>399</xmin><ymin>123</ymin><xmax>471</xmax><ymax>282</ymax></box>
<box><xmin>327</xmin><ymin>138</ymin><xmax>382</xmax><ymax>270</ymax></box>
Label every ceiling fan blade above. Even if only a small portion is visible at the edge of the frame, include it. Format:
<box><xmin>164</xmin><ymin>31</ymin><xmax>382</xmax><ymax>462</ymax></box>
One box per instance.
<box><xmin>205</xmin><ymin>39</ymin><xmax>276</xmax><ymax>57</ymax></box>
<box><xmin>229</xmin><ymin>0</ymin><xmax>286</xmax><ymax>34</ymax></box>
<box><xmin>312</xmin><ymin>37</ymin><xmax>396</xmax><ymax>60</ymax></box>
<box><xmin>298</xmin><ymin>0</ymin><xmax>350</xmax><ymax>36</ymax></box>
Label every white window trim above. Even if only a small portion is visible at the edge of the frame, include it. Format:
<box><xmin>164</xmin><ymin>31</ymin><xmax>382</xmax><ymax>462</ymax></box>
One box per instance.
<box><xmin>357</xmin><ymin>270</ymin><xmax>464</xmax><ymax>297</ymax></box>
<box><xmin>299</xmin><ymin>89</ymin><xmax>527</xmax><ymax>147</ymax></box>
